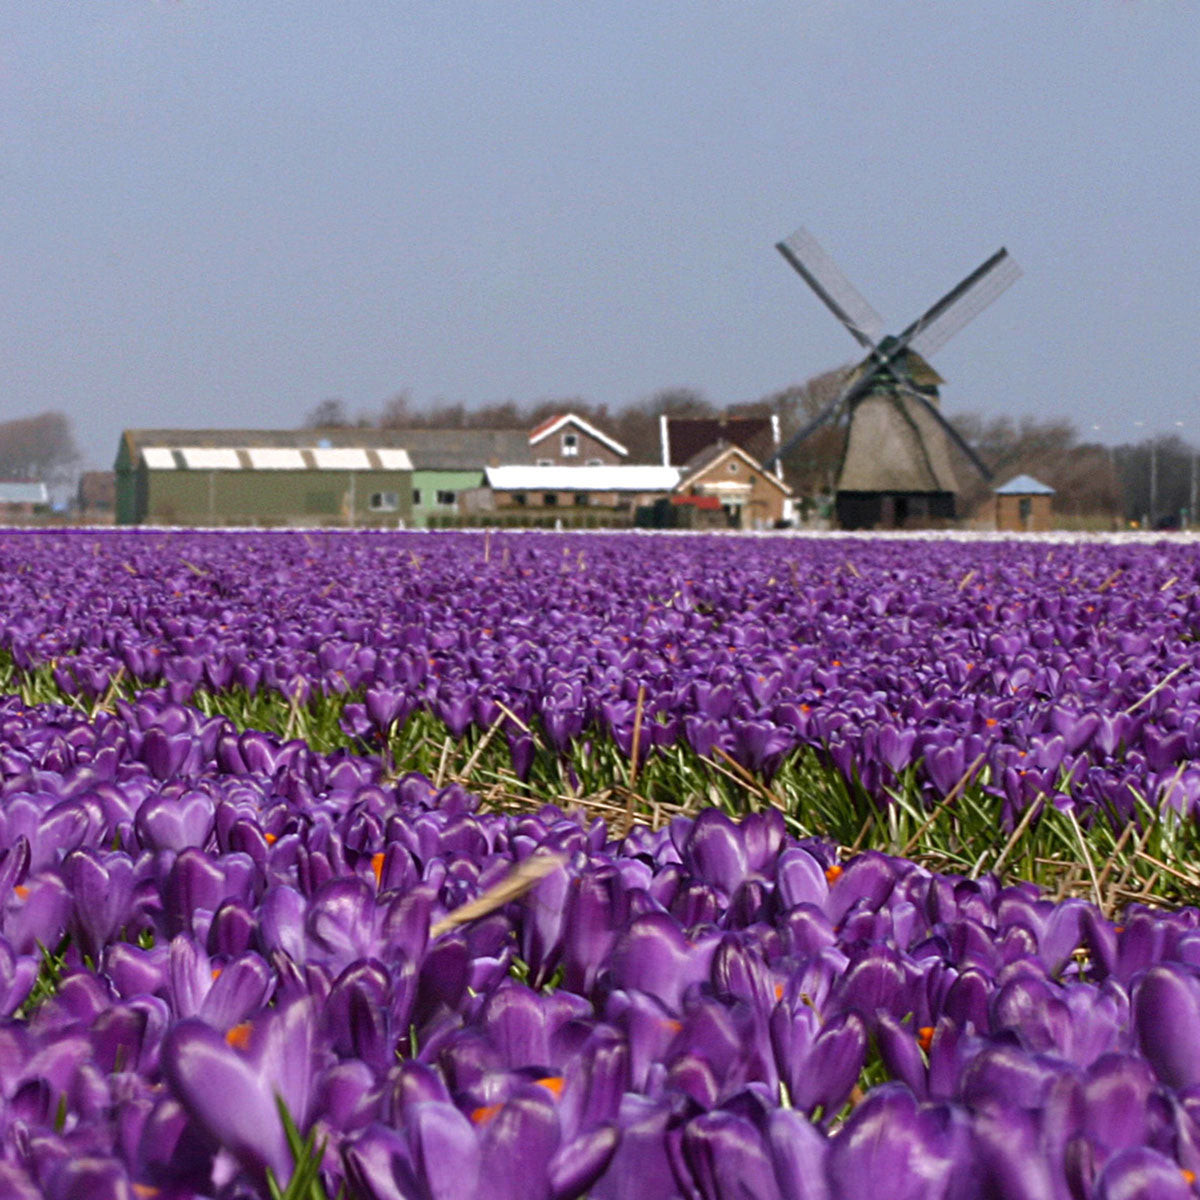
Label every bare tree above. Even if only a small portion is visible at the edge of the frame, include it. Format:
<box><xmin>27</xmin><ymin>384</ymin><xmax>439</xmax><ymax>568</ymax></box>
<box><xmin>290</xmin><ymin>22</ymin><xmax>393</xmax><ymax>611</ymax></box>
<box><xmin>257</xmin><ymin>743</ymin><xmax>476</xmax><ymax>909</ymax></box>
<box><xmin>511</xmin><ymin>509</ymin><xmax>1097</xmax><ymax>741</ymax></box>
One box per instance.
<box><xmin>950</xmin><ymin>414</ymin><xmax>1121</xmax><ymax>520</ymax></box>
<box><xmin>0</xmin><ymin>412</ymin><xmax>80</xmax><ymax>485</ymax></box>
<box><xmin>754</xmin><ymin>367</ymin><xmax>851</xmax><ymax>494</ymax></box>
<box><xmin>304</xmin><ymin>398</ymin><xmax>353</xmax><ymax>428</ymax></box>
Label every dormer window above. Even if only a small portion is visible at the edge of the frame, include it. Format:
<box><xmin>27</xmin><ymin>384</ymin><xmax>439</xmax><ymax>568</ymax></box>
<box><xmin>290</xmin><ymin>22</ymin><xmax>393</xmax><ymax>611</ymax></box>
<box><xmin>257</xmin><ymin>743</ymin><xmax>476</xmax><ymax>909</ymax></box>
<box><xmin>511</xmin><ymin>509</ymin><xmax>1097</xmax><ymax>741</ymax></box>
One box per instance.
<box><xmin>728</xmin><ymin>459</ymin><xmax>739</xmax><ymax>473</ymax></box>
<box><xmin>562</xmin><ymin>433</ymin><xmax>579</xmax><ymax>457</ymax></box>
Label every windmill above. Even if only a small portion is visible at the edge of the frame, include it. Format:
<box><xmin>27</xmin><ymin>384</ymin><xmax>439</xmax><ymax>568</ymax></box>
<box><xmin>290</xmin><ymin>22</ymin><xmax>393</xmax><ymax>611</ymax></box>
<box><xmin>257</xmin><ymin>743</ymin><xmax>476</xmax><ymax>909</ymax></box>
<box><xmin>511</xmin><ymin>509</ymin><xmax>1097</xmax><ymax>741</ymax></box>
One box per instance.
<box><xmin>765</xmin><ymin>227</ymin><xmax>1021</xmax><ymax>530</ymax></box>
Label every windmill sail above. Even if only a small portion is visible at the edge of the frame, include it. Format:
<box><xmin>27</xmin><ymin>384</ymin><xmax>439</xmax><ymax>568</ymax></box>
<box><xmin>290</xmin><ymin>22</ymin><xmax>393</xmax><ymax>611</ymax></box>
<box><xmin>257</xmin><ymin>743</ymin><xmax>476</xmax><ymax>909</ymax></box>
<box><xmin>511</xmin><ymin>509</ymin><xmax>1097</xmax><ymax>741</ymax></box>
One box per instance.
<box><xmin>905</xmin><ymin>248</ymin><xmax>1022</xmax><ymax>360</ymax></box>
<box><xmin>776</xmin><ymin>228</ymin><xmax>886</xmax><ymax>349</ymax></box>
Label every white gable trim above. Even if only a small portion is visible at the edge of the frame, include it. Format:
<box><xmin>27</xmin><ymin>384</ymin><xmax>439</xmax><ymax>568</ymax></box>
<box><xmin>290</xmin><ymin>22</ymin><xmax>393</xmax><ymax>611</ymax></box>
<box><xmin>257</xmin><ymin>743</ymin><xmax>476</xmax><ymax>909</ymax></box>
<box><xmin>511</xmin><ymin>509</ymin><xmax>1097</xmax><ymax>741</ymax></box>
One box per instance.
<box><xmin>529</xmin><ymin>414</ymin><xmax>628</xmax><ymax>458</ymax></box>
<box><xmin>676</xmin><ymin>444</ymin><xmax>792</xmax><ymax>496</ymax></box>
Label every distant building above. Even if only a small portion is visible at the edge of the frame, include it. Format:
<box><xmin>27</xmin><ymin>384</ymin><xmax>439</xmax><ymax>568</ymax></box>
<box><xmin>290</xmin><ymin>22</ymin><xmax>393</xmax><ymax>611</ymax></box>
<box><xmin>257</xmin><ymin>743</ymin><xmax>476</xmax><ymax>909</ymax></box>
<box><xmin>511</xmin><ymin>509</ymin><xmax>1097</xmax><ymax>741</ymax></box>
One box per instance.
<box><xmin>401</xmin><ymin>414</ymin><xmax>628</xmax><ymax>526</ymax></box>
<box><xmin>399</xmin><ymin>428</ymin><xmax>531</xmax><ymax>527</ymax></box>
<box><xmin>77</xmin><ymin>471</ymin><xmax>116</xmax><ymax>520</ymax></box>
<box><xmin>529</xmin><ymin>413</ymin><xmax>627</xmax><ymax>466</ymax></box>
<box><xmin>674</xmin><ymin>442</ymin><xmax>792</xmax><ymax>529</ymax></box>
<box><xmin>115</xmin><ymin>429</ymin><xmax>413</xmax><ymax>527</ymax></box>
<box><xmin>481</xmin><ymin>463</ymin><xmax>679</xmax><ymax>517</ymax></box>
<box><xmin>0</xmin><ymin>480</ymin><xmax>49</xmax><ymax>520</ymax></box>
<box><xmin>994</xmin><ymin>475</ymin><xmax>1055</xmax><ymax>532</ymax></box>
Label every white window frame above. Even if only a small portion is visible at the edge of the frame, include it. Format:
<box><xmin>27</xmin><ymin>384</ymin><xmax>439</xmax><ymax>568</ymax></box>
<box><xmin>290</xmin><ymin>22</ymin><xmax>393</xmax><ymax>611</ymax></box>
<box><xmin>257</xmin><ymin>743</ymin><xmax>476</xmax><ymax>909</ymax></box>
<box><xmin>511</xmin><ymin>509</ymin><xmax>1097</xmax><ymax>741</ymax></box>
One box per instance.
<box><xmin>369</xmin><ymin>491</ymin><xmax>399</xmax><ymax>512</ymax></box>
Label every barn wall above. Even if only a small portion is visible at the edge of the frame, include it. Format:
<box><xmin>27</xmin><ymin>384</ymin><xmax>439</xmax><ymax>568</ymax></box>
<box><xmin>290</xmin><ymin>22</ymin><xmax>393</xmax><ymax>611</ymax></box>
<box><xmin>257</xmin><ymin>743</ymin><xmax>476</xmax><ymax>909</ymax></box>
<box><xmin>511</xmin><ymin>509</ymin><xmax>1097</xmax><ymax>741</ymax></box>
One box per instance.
<box><xmin>411</xmin><ymin>469</ymin><xmax>486</xmax><ymax>526</ymax></box>
<box><xmin>137</xmin><ymin>469</ymin><xmax>412</xmax><ymax>526</ymax></box>
<box><xmin>995</xmin><ymin>493</ymin><xmax>1052</xmax><ymax>532</ymax></box>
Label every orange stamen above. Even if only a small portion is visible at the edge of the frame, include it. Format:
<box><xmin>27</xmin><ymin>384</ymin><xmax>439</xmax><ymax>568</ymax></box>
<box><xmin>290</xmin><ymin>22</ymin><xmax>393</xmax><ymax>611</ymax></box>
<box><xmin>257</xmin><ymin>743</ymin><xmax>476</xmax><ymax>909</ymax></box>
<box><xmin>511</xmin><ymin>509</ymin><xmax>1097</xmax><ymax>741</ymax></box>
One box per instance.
<box><xmin>13</xmin><ymin>885</ymin><xmax>29</xmax><ymax>900</ymax></box>
<box><xmin>211</xmin><ymin>968</ymin><xmax>222</xmax><ymax>980</ymax></box>
<box><xmin>1183</xmin><ymin>1168</ymin><xmax>1196</xmax><ymax>1185</ymax></box>
<box><xmin>133</xmin><ymin>1186</ymin><xmax>161</xmax><ymax>1199</ymax></box>
<box><xmin>825</xmin><ymin>864</ymin><xmax>843</xmax><ymax>885</ymax></box>
<box><xmin>917</xmin><ymin>1026</ymin><xmax>935</xmax><ymax>1052</ymax></box>
<box><xmin>471</xmin><ymin>1103</ymin><xmax>503</xmax><ymax>1125</ymax></box>
<box><xmin>774</xmin><ymin>983</ymin><xmax>784</xmax><ymax>1001</ymax></box>
<box><xmin>225</xmin><ymin>1022</ymin><xmax>252</xmax><ymax>1051</ymax></box>
<box><xmin>535</xmin><ymin>1076</ymin><xmax>564</xmax><ymax>1098</ymax></box>
<box><xmin>263</xmin><ymin>832</ymin><xmax>277</xmax><ymax>845</ymax></box>
<box><xmin>371</xmin><ymin>852</ymin><xmax>385</xmax><ymax>888</ymax></box>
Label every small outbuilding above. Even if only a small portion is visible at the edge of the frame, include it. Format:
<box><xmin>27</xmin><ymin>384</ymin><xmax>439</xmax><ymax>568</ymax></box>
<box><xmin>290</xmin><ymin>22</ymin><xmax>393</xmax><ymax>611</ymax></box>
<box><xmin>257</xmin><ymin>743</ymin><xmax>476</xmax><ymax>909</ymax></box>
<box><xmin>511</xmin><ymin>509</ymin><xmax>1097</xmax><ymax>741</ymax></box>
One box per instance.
<box><xmin>994</xmin><ymin>474</ymin><xmax>1055</xmax><ymax>532</ymax></box>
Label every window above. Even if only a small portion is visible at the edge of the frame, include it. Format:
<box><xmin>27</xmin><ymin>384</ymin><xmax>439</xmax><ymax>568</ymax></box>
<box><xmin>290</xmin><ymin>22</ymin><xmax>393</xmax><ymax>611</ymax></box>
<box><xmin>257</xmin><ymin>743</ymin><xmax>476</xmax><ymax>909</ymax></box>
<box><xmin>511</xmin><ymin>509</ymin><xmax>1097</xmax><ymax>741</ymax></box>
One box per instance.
<box><xmin>512</xmin><ymin>492</ymin><xmax>527</xmax><ymax>506</ymax></box>
<box><xmin>576</xmin><ymin>493</ymin><xmax>590</xmax><ymax>506</ymax></box>
<box><xmin>412</xmin><ymin>488</ymin><xmax>422</xmax><ymax>506</ymax></box>
<box><xmin>537</xmin><ymin>458</ymin><xmax>553</xmax><ymax>467</ymax></box>
<box><xmin>543</xmin><ymin>493</ymin><xmax>559</xmax><ymax>506</ymax></box>
<box><xmin>728</xmin><ymin>459</ymin><xmax>739</xmax><ymax>473</ymax></box>
<box><xmin>586</xmin><ymin>458</ymin><xmax>602</xmax><ymax>466</ymax></box>
<box><xmin>370</xmin><ymin>491</ymin><xmax>399</xmax><ymax>512</ymax></box>
<box><xmin>562</xmin><ymin>433</ymin><xmax>578</xmax><ymax>457</ymax></box>
<box><xmin>436</xmin><ymin>490</ymin><xmax>456</xmax><ymax>507</ymax></box>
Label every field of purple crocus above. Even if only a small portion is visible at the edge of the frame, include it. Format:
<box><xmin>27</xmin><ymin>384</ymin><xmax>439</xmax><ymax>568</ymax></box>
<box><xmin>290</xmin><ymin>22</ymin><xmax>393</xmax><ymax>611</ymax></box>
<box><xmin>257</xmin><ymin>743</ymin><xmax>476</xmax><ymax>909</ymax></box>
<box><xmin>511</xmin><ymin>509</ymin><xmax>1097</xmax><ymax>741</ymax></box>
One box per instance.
<box><xmin>0</xmin><ymin>529</ymin><xmax>1198</xmax><ymax>1197</ymax></box>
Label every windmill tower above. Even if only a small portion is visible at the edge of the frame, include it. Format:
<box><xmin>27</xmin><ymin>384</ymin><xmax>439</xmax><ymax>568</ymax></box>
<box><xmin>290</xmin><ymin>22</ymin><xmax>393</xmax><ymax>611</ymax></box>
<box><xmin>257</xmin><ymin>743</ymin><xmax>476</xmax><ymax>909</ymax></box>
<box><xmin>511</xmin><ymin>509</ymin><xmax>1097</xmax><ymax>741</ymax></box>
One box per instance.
<box><xmin>765</xmin><ymin>228</ymin><xmax>1021</xmax><ymax>530</ymax></box>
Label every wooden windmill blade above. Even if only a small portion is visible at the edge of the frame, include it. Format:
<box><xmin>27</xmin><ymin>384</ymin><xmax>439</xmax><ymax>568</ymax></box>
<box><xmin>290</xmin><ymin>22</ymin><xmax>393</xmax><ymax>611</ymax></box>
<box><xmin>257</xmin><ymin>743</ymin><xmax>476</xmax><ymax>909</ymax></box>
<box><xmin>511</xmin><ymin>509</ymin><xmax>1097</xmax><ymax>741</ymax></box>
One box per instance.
<box><xmin>902</xmin><ymin>247</ymin><xmax>1022</xmax><ymax>361</ymax></box>
<box><xmin>763</xmin><ymin>358</ymin><xmax>873</xmax><ymax>471</ymax></box>
<box><xmin>776</xmin><ymin>228</ymin><xmax>887</xmax><ymax>350</ymax></box>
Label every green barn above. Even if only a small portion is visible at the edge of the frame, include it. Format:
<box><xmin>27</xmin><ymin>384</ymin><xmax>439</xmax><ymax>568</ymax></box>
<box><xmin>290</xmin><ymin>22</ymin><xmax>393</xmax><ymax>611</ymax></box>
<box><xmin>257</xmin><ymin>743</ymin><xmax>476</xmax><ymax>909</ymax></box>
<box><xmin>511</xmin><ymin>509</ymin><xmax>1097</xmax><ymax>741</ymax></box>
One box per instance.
<box><xmin>115</xmin><ymin>429</ymin><xmax>414</xmax><ymax>527</ymax></box>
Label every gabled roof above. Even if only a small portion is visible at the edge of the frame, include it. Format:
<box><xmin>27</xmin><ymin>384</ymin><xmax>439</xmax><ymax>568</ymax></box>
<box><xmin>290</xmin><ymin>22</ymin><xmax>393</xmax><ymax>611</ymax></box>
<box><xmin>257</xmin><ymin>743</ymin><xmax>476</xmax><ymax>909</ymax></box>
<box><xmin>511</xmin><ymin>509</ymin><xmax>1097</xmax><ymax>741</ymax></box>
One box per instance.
<box><xmin>486</xmin><ymin>464</ymin><xmax>678</xmax><ymax>492</ymax></box>
<box><xmin>528</xmin><ymin>413</ymin><xmax>628</xmax><ymax>458</ymax></box>
<box><xmin>675</xmin><ymin>442</ymin><xmax>792</xmax><ymax>495</ymax></box>
<box><xmin>662</xmin><ymin>416</ymin><xmax>776</xmax><ymax>467</ymax></box>
<box><xmin>994</xmin><ymin>474</ymin><xmax>1055</xmax><ymax>495</ymax></box>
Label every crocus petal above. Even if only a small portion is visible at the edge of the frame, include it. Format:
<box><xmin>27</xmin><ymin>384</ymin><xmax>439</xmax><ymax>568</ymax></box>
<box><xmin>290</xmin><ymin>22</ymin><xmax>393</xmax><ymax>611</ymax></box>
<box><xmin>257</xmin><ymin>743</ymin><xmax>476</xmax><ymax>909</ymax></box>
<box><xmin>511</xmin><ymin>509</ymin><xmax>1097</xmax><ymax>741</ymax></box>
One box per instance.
<box><xmin>161</xmin><ymin>1018</ymin><xmax>291</xmax><ymax>1182</ymax></box>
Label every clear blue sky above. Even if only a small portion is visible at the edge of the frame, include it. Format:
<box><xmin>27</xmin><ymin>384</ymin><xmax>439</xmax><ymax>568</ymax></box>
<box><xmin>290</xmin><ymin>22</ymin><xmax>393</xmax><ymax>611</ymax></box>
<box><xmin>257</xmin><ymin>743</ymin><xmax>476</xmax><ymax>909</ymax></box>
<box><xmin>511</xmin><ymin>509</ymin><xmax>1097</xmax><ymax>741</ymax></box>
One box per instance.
<box><xmin>2</xmin><ymin>2</ymin><xmax>1197</xmax><ymax>467</ymax></box>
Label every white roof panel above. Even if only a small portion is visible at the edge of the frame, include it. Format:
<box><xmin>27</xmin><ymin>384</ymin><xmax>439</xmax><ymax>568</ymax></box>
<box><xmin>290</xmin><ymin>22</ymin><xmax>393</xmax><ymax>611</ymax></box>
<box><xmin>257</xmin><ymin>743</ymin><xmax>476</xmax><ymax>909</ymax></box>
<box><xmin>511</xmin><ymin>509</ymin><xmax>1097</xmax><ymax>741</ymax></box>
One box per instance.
<box><xmin>374</xmin><ymin>448</ymin><xmax>413</xmax><ymax>471</ymax></box>
<box><xmin>311</xmin><ymin>447</ymin><xmax>371</xmax><ymax>470</ymax></box>
<box><xmin>247</xmin><ymin>448</ymin><xmax>307</xmax><ymax>470</ymax></box>
<box><xmin>486</xmin><ymin>465</ymin><xmax>679</xmax><ymax>492</ymax></box>
<box><xmin>179</xmin><ymin>447</ymin><xmax>242</xmax><ymax>470</ymax></box>
<box><xmin>141</xmin><ymin>447</ymin><xmax>177</xmax><ymax>470</ymax></box>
